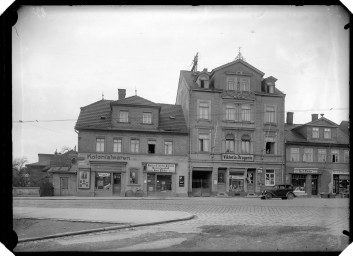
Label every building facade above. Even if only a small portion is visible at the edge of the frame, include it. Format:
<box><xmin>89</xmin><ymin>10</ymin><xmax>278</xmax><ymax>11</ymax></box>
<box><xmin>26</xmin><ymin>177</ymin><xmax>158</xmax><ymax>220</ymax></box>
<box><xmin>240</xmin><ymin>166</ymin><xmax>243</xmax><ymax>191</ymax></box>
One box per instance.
<box><xmin>176</xmin><ymin>54</ymin><xmax>286</xmax><ymax>197</ymax></box>
<box><xmin>285</xmin><ymin>113</ymin><xmax>350</xmax><ymax>196</ymax></box>
<box><xmin>75</xmin><ymin>90</ymin><xmax>189</xmax><ymax>197</ymax></box>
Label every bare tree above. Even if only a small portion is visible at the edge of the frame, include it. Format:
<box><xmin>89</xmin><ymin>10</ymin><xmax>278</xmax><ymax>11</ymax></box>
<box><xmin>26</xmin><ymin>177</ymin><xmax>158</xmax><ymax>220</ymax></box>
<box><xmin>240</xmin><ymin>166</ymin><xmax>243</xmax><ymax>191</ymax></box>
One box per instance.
<box><xmin>12</xmin><ymin>158</ymin><xmax>29</xmax><ymax>187</ymax></box>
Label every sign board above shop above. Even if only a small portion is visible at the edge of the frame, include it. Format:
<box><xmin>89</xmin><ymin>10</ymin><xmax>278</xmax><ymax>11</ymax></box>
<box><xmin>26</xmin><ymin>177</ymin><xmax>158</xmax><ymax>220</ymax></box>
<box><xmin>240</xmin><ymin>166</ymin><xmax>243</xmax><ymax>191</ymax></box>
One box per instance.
<box><xmin>293</xmin><ymin>168</ymin><xmax>318</xmax><ymax>174</ymax></box>
<box><xmin>147</xmin><ymin>164</ymin><xmax>176</xmax><ymax>173</ymax></box>
<box><xmin>222</xmin><ymin>154</ymin><xmax>254</xmax><ymax>161</ymax></box>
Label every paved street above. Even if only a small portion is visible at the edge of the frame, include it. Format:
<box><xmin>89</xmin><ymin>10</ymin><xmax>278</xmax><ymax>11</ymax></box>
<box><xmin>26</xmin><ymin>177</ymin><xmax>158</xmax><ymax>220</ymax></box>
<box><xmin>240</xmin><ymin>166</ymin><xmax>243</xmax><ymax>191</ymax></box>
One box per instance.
<box><xmin>13</xmin><ymin>197</ymin><xmax>350</xmax><ymax>252</ymax></box>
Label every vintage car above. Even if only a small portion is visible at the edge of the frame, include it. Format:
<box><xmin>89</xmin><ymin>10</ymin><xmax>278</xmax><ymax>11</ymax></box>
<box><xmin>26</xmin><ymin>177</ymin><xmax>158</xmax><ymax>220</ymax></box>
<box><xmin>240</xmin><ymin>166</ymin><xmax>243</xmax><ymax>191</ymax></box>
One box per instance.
<box><xmin>261</xmin><ymin>184</ymin><xmax>296</xmax><ymax>200</ymax></box>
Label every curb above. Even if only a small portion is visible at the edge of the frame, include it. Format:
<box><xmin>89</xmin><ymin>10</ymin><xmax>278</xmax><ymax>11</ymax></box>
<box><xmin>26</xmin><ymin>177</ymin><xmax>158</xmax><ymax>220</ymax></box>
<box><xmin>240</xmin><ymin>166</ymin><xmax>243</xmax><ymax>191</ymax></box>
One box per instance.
<box><xmin>17</xmin><ymin>214</ymin><xmax>196</xmax><ymax>243</ymax></box>
<box><xmin>13</xmin><ymin>197</ymin><xmax>191</xmax><ymax>200</ymax></box>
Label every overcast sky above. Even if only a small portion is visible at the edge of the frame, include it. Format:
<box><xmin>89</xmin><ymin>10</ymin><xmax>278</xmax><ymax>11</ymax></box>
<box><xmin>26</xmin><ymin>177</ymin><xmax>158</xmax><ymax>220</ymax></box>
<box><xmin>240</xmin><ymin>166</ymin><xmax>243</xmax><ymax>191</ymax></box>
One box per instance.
<box><xmin>12</xmin><ymin>5</ymin><xmax>349</xmax><ymax>164</ymax></box>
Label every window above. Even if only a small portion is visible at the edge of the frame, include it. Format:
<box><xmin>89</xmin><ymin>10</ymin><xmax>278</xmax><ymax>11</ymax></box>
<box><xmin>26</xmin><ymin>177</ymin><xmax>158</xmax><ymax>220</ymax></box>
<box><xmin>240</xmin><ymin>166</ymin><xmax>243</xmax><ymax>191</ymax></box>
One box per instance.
<box><xmin>265</xmin><ymin>169</ymin><xmax>275</xmax><ymax>186</ymax></box>
<box><xmin>318</xmin><ymin>149</ymin><xmax>327</xmax><ymax>162</ymax></box>
<box><xmin>200</xmin><ymin>79</ymin><xmax>209</xmax><ymax>89</ymax></box>
<box><xmin>199</xmin><ymin>134</ymin><xmax>210</xmax><ymax>152</ymax></box>
<box><xmin>290</xmin><ymin>148</ymin><xmax>299</xmax><ymax>162</ymax></box>
<box><xmin>95</xmin><ymin>172</ymin><xmax>111</xmax><ymax>190</ymax></box>
<box><xmin>164</xmin><ymin>141</ymin><xmax>173</xmax><ymax>155</ymax></box>
<box><xmin>148</xmin><ymin>140</ymin><xmax>156</xmax><ymax>154</ymax></box>
<box><xmin>312</xmin><ymin>128</ymin><xmax>319</xmax><ymax>138</ymax></box>
<box><xmin>265</xmin><ymin>142</ymin><xmax>275</xmax><ymax>154</ymax></box>
<box><xmin>331</xmin><ymin>149</ymin><xmax>339</xmax><ymax>162</ymax></box>
<box><xmin>324</xmin><ymin>128</ymin><xmax>331</xmax><ymax>139</ymax></box>
<box><xmin>227</xmin><ymin>77</ymin><xmax>236</xmax><ymax>90</ymax></box>
<box><xmin>241</xmin><ymin>104</ymin><xmax>251</xmax><ymax>122</ymax></box>
<box><xmin>218</xmin><ymin>172</ymin><xmax>225</xmax><ymax>183</ymax></box>
<box><xmin>129</xmin><ymin>169</ymin><xmax>138</xmax><ymax>184</ymax></box>
<box><xmin>240</xmin><ymin>78</ymin><xmax>250</xmax><ymax>91</ymax></box>
<box><xmin>225</xmin><ymin>134</ymin><xmax>235</xmax><ymax>152</ymax></box>
<box><xmin>292</xmin><ymin>174</ymin><xmax>306</xmax><ymax>192</ymax></box>
<box><xmin>119</xmin><ymin>111</ymin><xmax>129</xmax><ymax>122</ymax></box>
<box><xmin>344</xmin><ymin>150</ymin><xmax>349</xmax><ymax>163</ymax></box>
<box><xmin>96</xmin><ymin>138</ymin><xmax>105</xmax><ymax>152</ymax></box>
<box><xmin>142</xmin><ymin>112</ymin><xmax>152</xmax><ymax>124</ymax></box>
<box><xmin>241</xmin><ymin>134</ymin><xmax>251</xmax><ymax>153</ymax></box>
<box><xmin>225</xmin><ymin>104</ymin><xmax>235</xmax><ymax>121</ymax></box>
<box><xmin>199</xmin><ymin>102</ymin><xmax>210</xmax><ymax>120</ymax></box>
<box><xmin>303</xmin><ymin>148</ymin><xmax>313</xmax><ymax>162</ymax></box>
<box><xmin>265</xmin><ymin>106</ymin><xmax>276</xmax><ymax>123</ymax></box>
<box><xmin>113</xmin><ymin>138</ymin><xmax>122</xmax><ymax>153</ymax></box>
<box><xmin>130</xmin><ymin>139</ymin><xmax>139</xmax><ymax>153</ymax></box>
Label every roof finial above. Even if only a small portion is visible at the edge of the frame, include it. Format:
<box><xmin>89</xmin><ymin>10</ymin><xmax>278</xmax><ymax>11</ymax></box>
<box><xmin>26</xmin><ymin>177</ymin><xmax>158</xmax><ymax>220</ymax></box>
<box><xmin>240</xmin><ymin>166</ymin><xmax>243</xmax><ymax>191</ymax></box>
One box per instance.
<box><xmin>235</xmin><ymin>46</ymin><xmax>246</xmax><ymax>61</ymax></box>
<box><xmin>135</xmin><ymin>87</ymin><xmax>137</xmax><ymax>96</ymax></box>
<box><xmin>102</xmin><ymin>92</ymin><xmax>104</xmax><ymax>100</ymax></box>
<box><xmin>191</xmin><ymin>52</ymin><xmax>198</xmax><ymax>73</ymax></box>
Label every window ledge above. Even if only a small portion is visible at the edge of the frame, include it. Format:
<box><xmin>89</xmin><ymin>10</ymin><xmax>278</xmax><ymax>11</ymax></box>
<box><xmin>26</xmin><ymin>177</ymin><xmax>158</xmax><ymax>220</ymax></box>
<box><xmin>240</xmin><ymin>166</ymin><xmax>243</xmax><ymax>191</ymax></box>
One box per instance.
<box><xmin>141</xmin><ymin>123</ymin><xmax>154</xmax><ymax>125</ymax></box>
<box><xmin>117</xmin><ymin>121</ymin><xmax>131</xmax><ymax>124</ymax></box>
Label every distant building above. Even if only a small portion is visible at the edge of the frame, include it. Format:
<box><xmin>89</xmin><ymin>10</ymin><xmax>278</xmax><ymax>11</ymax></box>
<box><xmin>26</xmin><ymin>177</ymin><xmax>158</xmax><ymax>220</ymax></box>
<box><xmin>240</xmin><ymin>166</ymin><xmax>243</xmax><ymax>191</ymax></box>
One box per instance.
<box><xmin>338</xmin><ymin>121</ymin><xmax>349</xmax><ymax>137</ymax></box>
<box><xmin>75</xmin><ymin>89</ymin><xmax>189</xmax><ymax>197</ymax></box>
<box><xmin>285</xmin><ymin>113</ymin><xmax>349</xmax><ymax>196</ymax></box>
<box><xmin>176</xmin><ymin>52</ymin><xmax>286</xmax><ymax>196</ymax></box>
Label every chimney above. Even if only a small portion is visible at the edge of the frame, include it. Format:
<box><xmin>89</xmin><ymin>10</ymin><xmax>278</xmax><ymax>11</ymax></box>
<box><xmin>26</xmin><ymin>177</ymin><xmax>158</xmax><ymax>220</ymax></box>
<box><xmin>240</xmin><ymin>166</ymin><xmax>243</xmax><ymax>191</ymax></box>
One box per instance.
<box><xmin>287</xmin><ymin>112</ymin><xmax>294</xmax><ymax>125</ymax></box>
<box><xmin>312</xmin><ymin>114</ymin><xmax>318</xmax><ymax>121</ymax></box>
<box><xmin>118</xmin><ymin>89</ymin><xmax>126</xmax><ymax>100</ymax></box>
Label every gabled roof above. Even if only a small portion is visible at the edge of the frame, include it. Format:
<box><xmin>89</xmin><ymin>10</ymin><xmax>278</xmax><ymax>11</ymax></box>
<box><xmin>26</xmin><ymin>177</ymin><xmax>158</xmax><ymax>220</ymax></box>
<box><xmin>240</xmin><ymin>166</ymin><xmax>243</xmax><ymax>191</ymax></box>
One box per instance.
<box><xmin>339</xmin><ymin>121</ymin><xmax>349</xmax><ymax>136</ymax></box>
<box><xmin>292</xmin><ymin>117</ymin><xmax>338</xmax><ymax>130</ymax></box>
<box><xmin>180</xmin><ymin>70</ymin><xmax>198</xmax><ymax>88</ymax></box>
<box><xmin>211</xmin><ymin>59</ymin><xmax>265</xmax><ymax>76</ymax></box>
<box><xmin>110</xmin><ymin>95</ymin><xmax>160</xmax><ymax>108</ymax></box>
<box><xmin>75</xmin><ymin>100</ymin><xmax>112</xmax><ymax>129</ymax></box>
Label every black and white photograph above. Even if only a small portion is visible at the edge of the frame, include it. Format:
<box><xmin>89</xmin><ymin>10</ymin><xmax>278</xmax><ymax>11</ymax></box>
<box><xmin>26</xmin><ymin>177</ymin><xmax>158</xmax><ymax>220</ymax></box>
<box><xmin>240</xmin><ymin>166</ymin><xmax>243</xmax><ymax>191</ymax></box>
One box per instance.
<box><xmin>6</xmin><ymin>4</ymin><xmax>351</xmax><ymax>253</ymax></box>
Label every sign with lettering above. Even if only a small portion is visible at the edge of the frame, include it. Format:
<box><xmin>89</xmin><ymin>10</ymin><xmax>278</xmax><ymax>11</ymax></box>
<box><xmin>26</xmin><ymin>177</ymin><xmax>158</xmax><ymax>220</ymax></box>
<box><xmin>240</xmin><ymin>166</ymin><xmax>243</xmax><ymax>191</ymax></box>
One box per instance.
<box><xmin>222</xmin><ymin>154</ymin><xmax>254</xmax><ymax>161</ymax></box>
<box><xmin>179</xmin><ymin>176</ymin><xmax>184</xmax><ymax>187</ymax></box>
<box><xmin>78</xmin><ymin>153</ymin><xmax>130</xmax><ymax>165</ymax></box>
<box><xmin>293</xmin><ymin>168</ymin><xmax>318</xmax><ymax>174</ymax></box>
<box><xmin>147</xmin><ymin>164</ymin><xmax>176</xmax><ymax>173</ymax></box>
<box><xmin>332</xmin><ymin>170</ymin><xmax>349</xmax><ymax>175</ymax></box>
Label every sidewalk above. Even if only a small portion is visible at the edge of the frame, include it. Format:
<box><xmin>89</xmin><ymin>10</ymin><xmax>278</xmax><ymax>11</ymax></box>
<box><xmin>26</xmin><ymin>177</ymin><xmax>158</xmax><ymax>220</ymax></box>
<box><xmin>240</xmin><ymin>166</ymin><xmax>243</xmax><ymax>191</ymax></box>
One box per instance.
<box><xmin>13</xmin><ymin>207</ymin><xmax>194</xmax><ymax>243</ymax></box>
<box><xmin>13</xmin><ymin>196</ymin><xmax>191</xmax><ymax>200</ymax></box>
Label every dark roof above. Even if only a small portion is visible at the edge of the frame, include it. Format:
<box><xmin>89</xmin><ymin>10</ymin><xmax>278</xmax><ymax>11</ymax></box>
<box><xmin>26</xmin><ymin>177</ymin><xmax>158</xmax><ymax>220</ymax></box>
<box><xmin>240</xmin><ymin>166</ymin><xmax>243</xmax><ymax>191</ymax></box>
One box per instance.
<box><xmin>339</xmin><ymin>121</ymin><xmax>349</xmax><ymax>136</ymax></box>
<box><xmin>75</xmin><ymin>97</ymin><xmax>187</xmax><ymax>133</ymax></box>
<box><xmin>111</xmin><ymin>95</ymin><xmax>160</xmax><ymax>107</ymax></box>
<box><xmin>180</xmin><ymin>70</ymin><xmax>198</xmax><ymax>89</ymax></box>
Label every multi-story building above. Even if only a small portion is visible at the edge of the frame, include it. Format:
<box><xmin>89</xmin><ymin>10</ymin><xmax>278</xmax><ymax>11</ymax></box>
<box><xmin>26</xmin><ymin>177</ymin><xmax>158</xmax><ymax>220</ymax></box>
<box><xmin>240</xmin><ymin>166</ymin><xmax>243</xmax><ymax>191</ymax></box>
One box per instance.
<box><xmin>176</xmin><ymin>53</ymin><xmax>286</xmax><ymax>197</ymax></box>
<box><xmin>285</xmin><ymin>113</ymin><xmax>350</xmax><ymax>197</ymax></box>
<box><xmin>75</xmin><ymin>89</ymin><xmax>189</xmax><ymax>197</ymax></box>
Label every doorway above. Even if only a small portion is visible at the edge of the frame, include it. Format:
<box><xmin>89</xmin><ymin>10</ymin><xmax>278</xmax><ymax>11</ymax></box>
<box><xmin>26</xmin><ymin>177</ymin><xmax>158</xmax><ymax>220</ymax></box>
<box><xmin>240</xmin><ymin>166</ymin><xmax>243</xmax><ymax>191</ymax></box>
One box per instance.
<box><xmin>192</xmin><ymin>171</ymin><xmax>212</xmax><ymax>197</ymax></box>
<box><xmin>311</xmin><ymin>175</ymin><xmax>318</xmax><ymax>195</ymax></box>
<box><xmin>113</xmin><ymin>173</ymin><xmax>121</xmax><ymax>195</ymax></box>
<box><xmin>247</xmin><ymin>169</ymin><xmax>256</xmax><ymax>193</ymax></box>
<box><xmin>60</xmin><ymin>177</ymin><xmax>69</xmax><ymax>196</ymax></box>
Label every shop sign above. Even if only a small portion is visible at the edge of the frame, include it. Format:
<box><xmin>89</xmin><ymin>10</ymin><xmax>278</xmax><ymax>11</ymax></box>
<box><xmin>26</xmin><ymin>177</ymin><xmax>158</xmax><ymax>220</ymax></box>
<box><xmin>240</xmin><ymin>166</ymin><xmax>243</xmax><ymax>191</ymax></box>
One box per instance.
<box><xmin>97</xmin><ymin>172</ymin><xmax>110</xmax><ymax>177</ymax></box>
<box><xmin>332</xmin><ymin>170</ymin><xmax>349</xmax><ymax>175</ymax></box>
<box><xmin>147</xmin><ymin>163</ymin><xmax>176</xmax><ymax>173</ymax></box>
<box><xmin>78</xmin><ymin>153</ymin><xmax>130</xmax><ymax>162</ymax></box>
<box><xmin>293</xmin><ymin>168</ymin><xmax>318</xmax><ymax>174</ymax></box>
<box><xmin>222</xmin><ymin>154</ymin><xmax>254</xmax><ymax>161</ymax></box>
<box><xmin>230</xmin><ymin>175</ymin><xmax>244</xmax><ymax>179</ymax></box>
<box><xmin>179</xmin><ymin>176</ymin><xmax>184</xmax><ymax>187</ymax></box>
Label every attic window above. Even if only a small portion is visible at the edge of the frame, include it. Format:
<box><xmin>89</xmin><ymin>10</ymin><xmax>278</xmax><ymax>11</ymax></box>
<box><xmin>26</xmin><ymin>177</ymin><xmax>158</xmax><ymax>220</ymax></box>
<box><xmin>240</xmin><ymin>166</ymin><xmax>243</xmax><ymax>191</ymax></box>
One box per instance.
<box><xmin>169</xmin><ymin>116</ymin><xmax>175</xmax><ymax>119</ymax></box>
<box><xmin>100</xmin><ymin>116</ymin><xmax>106</xmax><ymax>120</ymax></box>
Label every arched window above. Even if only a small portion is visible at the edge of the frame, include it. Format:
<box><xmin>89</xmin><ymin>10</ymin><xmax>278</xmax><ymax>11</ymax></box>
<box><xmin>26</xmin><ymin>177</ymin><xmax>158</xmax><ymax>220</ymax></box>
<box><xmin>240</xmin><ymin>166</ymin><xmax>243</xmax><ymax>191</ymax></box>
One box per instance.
<box><xmin>225</xmin><ymin>134</ymin><xmax>235</xmax><ymax>152</ymax></box>
<box><xmin>241</xmin><ymin>134</ymin><xmax>251</xmax><ymax>153</ymax></box>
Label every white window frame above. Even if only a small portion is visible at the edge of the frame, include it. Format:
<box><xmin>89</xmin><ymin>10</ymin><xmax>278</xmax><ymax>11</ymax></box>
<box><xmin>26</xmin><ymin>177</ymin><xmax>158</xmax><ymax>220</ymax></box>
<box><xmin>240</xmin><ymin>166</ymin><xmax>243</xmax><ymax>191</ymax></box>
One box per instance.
<box><xmin>130</xmin><ymin>139</ymin><xmax>139</xmax><ymax>153</ymax></box>
<box><xmin>113</xmin><ymin>138</ymin><xmax>122</xmax><ymax>153</ymax></box>
<box><xmin>225</xmin><ymin>137</ymin><xmax>235</xmax><ymax>152</ymax></box>
<box><xmin>241</xmin><ymin>104</ymin><xmax>251</xmax><ymax>122</ymax></box>
<box><xmin>331</xmin><ymin>149</ymin><xmax>339</xmax><ymax>163</ymax></box>
<box><xmin>241</xmin><ymin>140</ymin><xmax>250</xmax><ymax>153</ymax></box>
<box><xmin>227</xmin><ymin>77</ymin><xmax>237</xmax><ymax>91</ymax></box>
<box><xmin>312</xmin><ymin>127</ymin><xmax>319</xmax><ymax>138</ymax></box>
<box><xmin>303</xmin><ymin>148</ymin><xmax>313</xmax><ymax>162</ymax></box>
<box><xmin>264</xmin><ymin>105</ymin><xmax>276</xmax><ymax>123</ymax></box>
<box><xmin>290</xmin><ymin>148</ymin><xmax>299</xmax><ymax>162</ymax></box>
<box><xmin>164</xmin><ymin>141</ymin><xmax>173</xmax><ymax>155</ymax></box>
<box><xmin>318</xmin><ymin>149</ymin><xmax>327</xmax><ymax>162</ymax></box>
<box><xmin>119</xmin><ymin>110</ymin><xmax>129</xmax><ymax>123</ymax></box>
<box><xmin>198</xmin><ymin>100</ymin><xmax>211</xmax><ymax>120</ymax></box>
<box><xmin>324</xmin><ymin>128</ymin><xmax>331</xmax><ymax>139</ymax></box>
<box><xmin>143</xmin><ymin>112</ymin><xmax>152</xmax><ymax>124</ymax></box>
<box><xmin>265</xmin><ymin>169</ymin><xmax>275</xmax><ymax>186</ymax></box>
<box><xmin>225</xmin><ymin>104</ymin><xmax>235</xmax><ymax>121</ymax></box>
<box><xmin>96</xmin><ymin>138</ymin><xmax>105</xmax><ymax>152</ymax></box>
<box><xmin>240</xmin><ymin>77</ymin><xmax>250</xmax><ymax>91</ymax></box>
<box><xmin>198</xmin><ymin>133</ymin><xmax>210</xmax><ymax>152</ymax></box>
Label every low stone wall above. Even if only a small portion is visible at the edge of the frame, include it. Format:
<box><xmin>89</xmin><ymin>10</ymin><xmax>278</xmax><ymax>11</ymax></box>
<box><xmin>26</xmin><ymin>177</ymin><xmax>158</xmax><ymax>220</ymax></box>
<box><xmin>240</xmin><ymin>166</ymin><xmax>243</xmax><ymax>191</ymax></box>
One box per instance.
<box><xmin>13</xmin><ymin>187</ymin><xmax>40</xmax><ymax>197</ymax></box>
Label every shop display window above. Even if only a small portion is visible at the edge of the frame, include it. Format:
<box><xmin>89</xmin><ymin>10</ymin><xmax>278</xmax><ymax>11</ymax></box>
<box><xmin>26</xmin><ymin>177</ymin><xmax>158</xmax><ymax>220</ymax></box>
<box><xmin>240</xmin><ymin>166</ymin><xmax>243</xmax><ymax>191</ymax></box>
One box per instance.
<box><xmin>265</xmin><ymin>169</ymin><xmax>275</xmax><ymax>186</ymax></box>
<box><xmin>218</xmin><ymin>172</ymin><xmax>225</xmax><ymax>183</ymax></box>
<box><xmin>147</xmin><ymin>174</ymin><xmax>172</xmax><ymax>192</ymax></box>
<box><xmin>292</xmin><ymin>174</ymin><xmax>306</xmax><ymax>191</ymax></box>
<box><xmin>130</xmin><ymin>169</ymin><xmax>138</xmax><ymax>184</ymax></box>
<box><xmin>95</xmin><ymin>172</ymin><xmax>111</xmax><ymax>190</ymax></box>
<box><xmin>229</xmin><ymin>178</ymin><xmax>244</xmax><ymax>192</ymax></box>
<box><xmin>333</xmin><ymin>175</ymin><xmax>350</xmax><ymax>194</ymax></box>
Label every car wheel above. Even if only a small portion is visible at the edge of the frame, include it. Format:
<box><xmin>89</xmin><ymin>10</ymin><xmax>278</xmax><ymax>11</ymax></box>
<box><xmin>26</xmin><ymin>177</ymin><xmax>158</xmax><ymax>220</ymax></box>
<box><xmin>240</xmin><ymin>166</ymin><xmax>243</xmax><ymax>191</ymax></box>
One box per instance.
<box><xmin>265</xmin><ymin>193</ymin><xmax>272</xmax><ymax>199</ymax></box>
<box><xmin>287</xmin><ymin>193</ymin><xmax>294</xmax><ymax>199</ymax></box>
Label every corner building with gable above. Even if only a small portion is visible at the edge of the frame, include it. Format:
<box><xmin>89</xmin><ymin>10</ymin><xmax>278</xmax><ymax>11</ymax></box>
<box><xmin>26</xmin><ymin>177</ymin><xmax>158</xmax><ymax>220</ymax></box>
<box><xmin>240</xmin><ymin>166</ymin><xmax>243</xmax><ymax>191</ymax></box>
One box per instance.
<box><xmin>75</xmin><ymin>89</ymin><xmax>189</xmax><ymax>197</ymax></box>
<box><xmin>176</xmin><ymin>54</ymin><xmax>286</xmax><ymax>196</ymax></box>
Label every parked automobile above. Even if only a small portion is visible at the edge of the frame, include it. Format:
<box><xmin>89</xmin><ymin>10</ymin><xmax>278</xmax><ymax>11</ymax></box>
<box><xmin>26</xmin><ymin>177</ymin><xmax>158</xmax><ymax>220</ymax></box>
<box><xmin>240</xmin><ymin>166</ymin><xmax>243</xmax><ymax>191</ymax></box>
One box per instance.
<box><xmin>261</xmin><ymin>184</ymin><xmax>296</xmax><ymax>200</ymax></box>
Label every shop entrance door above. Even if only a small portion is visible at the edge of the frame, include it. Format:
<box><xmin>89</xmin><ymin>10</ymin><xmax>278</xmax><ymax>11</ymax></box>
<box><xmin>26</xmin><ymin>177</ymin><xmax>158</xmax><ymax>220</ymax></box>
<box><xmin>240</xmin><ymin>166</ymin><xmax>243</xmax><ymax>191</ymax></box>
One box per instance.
<box><xmin>113</xmin><ymin>173</ymin><xmax>121</xmax><ymax>195</ymax></box>
<box><xmin>247</xmin><ymin>169</ymin><xmax>255</xmax><ymax>193</ymax></box>
<box><xmin>60</xmin><ymin>177</ymin><xmax>69</xmax><ymax>196</ymax></box>
<box><xmin>311</xmin><ymin>175</ymin><xmax>318</xmax><ymax>195</ymax></box>
<box><xmin>192</xmin><ymin>171</ymin><xmax>212</xmax><ymax>197</ymax></box>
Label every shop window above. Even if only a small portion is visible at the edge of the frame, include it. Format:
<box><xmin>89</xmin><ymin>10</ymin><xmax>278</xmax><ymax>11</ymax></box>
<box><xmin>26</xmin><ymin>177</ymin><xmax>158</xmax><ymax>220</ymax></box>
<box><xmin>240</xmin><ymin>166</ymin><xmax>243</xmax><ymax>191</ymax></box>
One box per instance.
<box><xmin>119</xmin><ymin>110</ymin><xmax>129</xmax><ymax>123</ymax></box>
<box><xmin>218</xmin><ymin>172</ymin><xmax>225</xmax><ymax>184</ymax></box>
<box><xmin>148</xmin><ymin>140</ymin><xmax>156</xmax><ymax>154</ymax></box>
<box><xmin>324</xmin><ymin>128</ymin><xmax>331</xmax><ymax>139</ymax></box>
<box><xmin>95</xmin><ymin>172</ymin><xmax>111</xmax><ymax>190</ymax></box>
<box><xmin>130</xmin><ymin>139</ymin><xmax>139</xmax><ymax>153</ymax></box>
<box><xmin>290</xmin><ymin>148</ymin><xmax>299</xmax><ymax>161</ymax></box>
<box><xmin>303</xmin><ymin>148</ymin><xmax>313</xmax><ymax>162</ymax></box>
<box><xmin>143</xmin><ymin>112</ymin><xmax>152</xmax><ymax>124</ymax></box>
<box><xmin>164</xmin><ymin>141</ymin><xmax>173</xmax><ymax>155</ymax></box>
<box><xmin>331</xmin><ymin>150</ymin><xmax>339</xmax><ymax>162</ymax></box>
<box><xmin>113</xmin><ymin>138</ymin><xmax>122</xmax><ymax>153</ymax></box>
<box><xmin>312</xmin><ymin>128</ymin><xmax>319</xmax><ymax>138</ymax></box>
<box><xmin>292</xmin><ymin>174</ymin><xmax>306</xmax><ymax>192</ymax></box>
<box><xmin>96</xmin><ymin>138</ymin><xmax>105</xmax><ymax>152</ymax></box>
<box><xmin>129</xmin><ymin>169</ymin><xmax>138</xmax><ymax>184</ymax></box>
<box><xmin>199</xmin><ymin>134</ymin><xmax>210</xmax><ymax>152</ymax></box>
<box><xmin>229</xmin><ymin>176</ymin><xmax>244</xmax><ymax>192</ymax></box>
<box><xmin>265</xmin><ymin>169</ymin><xmax>275</xmax><ymax>186</ymax></box>
<box><xmin>156</xmin><ymin>175</ymin><xmax>172</xmax><ymax>192</ymax></box>
<box><xmin>318</xmin><ymin>149</ymin><xmax>327</xmax><ymax>162</ymax></box>
<box><xmin>333</xmin><ymin>174</ymin><xmax>350</xmax><ymax>194</ymax></box>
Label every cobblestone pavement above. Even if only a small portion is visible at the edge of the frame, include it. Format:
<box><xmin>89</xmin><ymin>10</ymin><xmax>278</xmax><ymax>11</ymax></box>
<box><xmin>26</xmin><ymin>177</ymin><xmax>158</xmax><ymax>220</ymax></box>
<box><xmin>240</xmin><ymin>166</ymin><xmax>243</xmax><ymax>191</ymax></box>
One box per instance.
<box><xmin>14</xmin><ymin>197</ymin><xmax>350</xmax><ymax>236</ymax></box>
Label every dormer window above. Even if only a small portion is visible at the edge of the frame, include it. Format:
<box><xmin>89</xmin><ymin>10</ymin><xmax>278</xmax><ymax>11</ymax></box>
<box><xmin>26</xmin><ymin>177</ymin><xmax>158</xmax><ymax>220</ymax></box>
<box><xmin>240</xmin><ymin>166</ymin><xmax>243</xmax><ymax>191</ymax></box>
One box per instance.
<box><xmin>197</xmin><ymin>75</ymin><xmax>209</xmax><ymax>89</ymax></box>
<box><xmin>265</xmin><ymin>83</ymin><xmax>274</xmax><ymax>93</ymax></box>
<box><xmin>324</xmin><ymin>128</ymin><xmax>331</xmax><ymax>139</ymax></box>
